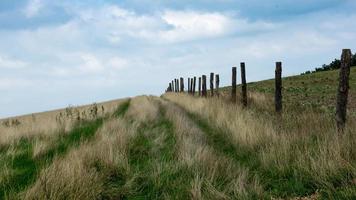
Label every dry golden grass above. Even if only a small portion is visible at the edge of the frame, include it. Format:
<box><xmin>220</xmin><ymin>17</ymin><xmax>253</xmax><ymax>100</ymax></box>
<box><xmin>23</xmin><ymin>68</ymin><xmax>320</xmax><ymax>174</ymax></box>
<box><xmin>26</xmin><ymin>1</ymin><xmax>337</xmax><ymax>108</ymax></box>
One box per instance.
<box><xmin>24</xmin><ymin>117</ymin><xmax>138</xmax><ymax>200</ymax></box>
<box><xmin>23</xmin><ymin>96</ymin><xmax>160</xmax><ymax>200</ymax></box>
<box><xmin>161</xmin><ymin>98</ymin><xmax>263</xmax><ymax>199</ymax></box>
<box><xmin>0</xmin><ymin>99</ymin><xmax>128</xmax><ymax>146</ymax></box>
<box><xmin>163</xmin><ymin>92</ymin><xmax>356</xmax><ymax>193</ymax></box>
<box><xmin>125</xmin><ymin>96</ymin><xmax>160</xmax><ymax>122</ymax></box>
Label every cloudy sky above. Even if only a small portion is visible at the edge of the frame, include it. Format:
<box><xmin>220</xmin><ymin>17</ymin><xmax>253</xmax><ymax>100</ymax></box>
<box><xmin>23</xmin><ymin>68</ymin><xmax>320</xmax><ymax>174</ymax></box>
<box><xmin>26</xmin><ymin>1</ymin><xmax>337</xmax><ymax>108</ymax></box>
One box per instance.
<box><xmin>1</xmin><ymin>0</ymin><xmax>355</xmax><ymax>118</ymax></box>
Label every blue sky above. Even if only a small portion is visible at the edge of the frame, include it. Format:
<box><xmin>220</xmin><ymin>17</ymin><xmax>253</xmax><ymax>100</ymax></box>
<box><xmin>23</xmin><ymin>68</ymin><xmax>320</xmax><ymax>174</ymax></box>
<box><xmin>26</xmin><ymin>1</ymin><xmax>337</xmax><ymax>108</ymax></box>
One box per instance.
<box><xmin>0</xmin><ymin>0</ymin><xmax>355</xmax><ymax>118</ymax></box>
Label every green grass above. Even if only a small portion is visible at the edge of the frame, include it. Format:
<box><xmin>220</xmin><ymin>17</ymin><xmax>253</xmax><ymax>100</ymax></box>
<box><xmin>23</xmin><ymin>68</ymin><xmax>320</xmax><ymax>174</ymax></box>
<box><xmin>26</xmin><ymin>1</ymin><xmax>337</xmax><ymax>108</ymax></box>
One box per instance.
<box><xmin>0</xmin><ymin>119</ymin><xmax>104</xmax><ymax>199</ymax></box>
<box><xmin>94</xmin><ymin>101</ymin><xmax>197</xmax><ymax>199</ymax></box>
<box><xmin>223</xmin><ymin>67</ymin><xmax>356</xmax><ymax>114</ymax></box>
<box><xmin>114</xmin><ymin>104</ymin><xmax>193</xmax><ymax>199</ymax></box>
<box><xmin>179</xmin><ymin>106</ymin><xmax>318</xmax><ymax>199</ymax></box>
<box><xmin>0</xmin><ymin>100</ymin><xmax>131</xmax><ymax>199</ymax></box>
<box><xmin>113</xmin><ymin>99</ymin><xmax>131</xmax><ymax>118</ymax></box>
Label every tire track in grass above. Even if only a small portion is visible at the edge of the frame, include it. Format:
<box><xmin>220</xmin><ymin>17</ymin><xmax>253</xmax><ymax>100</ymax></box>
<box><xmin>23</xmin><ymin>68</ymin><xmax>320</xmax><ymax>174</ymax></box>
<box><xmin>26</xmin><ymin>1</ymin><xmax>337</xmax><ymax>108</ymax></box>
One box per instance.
<box><xmin>0</xmin><ymin>100</ymin><xmax>131</xmax><ymax>199</ymax></box>
<box><xmin>166</xmin><ymin>99</ymin><xmax>318</xmax><ymax>199</ymax></box>
<box><xmin>123</xmin><ymin>101</ymin><xmax>192</xmax><ymax>199</ymax></box>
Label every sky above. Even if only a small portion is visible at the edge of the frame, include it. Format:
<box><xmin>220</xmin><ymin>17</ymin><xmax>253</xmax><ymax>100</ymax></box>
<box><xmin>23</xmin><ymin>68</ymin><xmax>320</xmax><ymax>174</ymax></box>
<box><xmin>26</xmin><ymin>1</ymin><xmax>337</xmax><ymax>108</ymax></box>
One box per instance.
<box><xmin>1</xmin><ymin>0</ymin><xmax>356</xmax><ymax>118</ymax></box>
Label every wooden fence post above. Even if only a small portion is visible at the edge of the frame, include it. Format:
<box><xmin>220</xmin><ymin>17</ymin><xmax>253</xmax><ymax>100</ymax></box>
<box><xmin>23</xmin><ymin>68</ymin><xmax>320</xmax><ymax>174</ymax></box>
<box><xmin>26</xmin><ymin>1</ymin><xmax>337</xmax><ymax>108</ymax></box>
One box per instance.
<box><xmin>169</xmin><ymin>83</ymin><xmax>172</xmax><ymax>92</ymax></box>
<box><xmin>275</xmin><ymin>62</ymin><xmax>282</xmax><ymax>113</ymax></box>
<box><xmin>232</xmin><ymin>67</ymin><xmax>237</xmax><ymax>103</ymax></box>
<box><xmin>193</xmin><ymin>77</ymin><xmax>196</xmax><ymax>96</ymax></box>
<box><xmin>199</xmin><ymin>77</ymin><xmax>202</xmax><ymax>96</ymax></box>
<box><xmin>180</xmin><ymin>77</ymin><xmax>184</xmax><ymax>92</ymax></box>
<box><xmin>191</xmin><ymin>78</ymin><xmax>193</xmax><ymax>94</ymax></box>
<box><xmin>188</xmin><ymin>78</ymin><xmax>191</xmax><ymax>94</ymax></box>
<box><xmin>210</xmin><ymin>73</ymin><xmax>214</xmax><ymax>97</ymax></box>
<box><xmin>215</xmin><ymin>74</ymin><xmax>220</xmax><ymax>97</ymax></box>
<box><xmin>178</xmin><ymin>79</ymin><xmax>181</xmax><ymax>92</ymax></box>
<box><xmin>172</xmin><ymin>80</ymin><xmax>174</xmax><ymax>92</ymax></box>
<box><xmin>174</xmin><ymin>79</ymin><xmax>176</xmax><ymax>92</ymax></box>
<box><xmin>176</xmin><ymin>79</ymin><xmax>179</xmax><ymax>92</ymax></box>
<box><xmin>241</xmin><ymin>62</ymin><xmax>247</xmax><ymax>107</ymax></box>
<box><xmin>336</xmin><ymin>49</ymin><xmax>352</xmax><ymax>132</ymax></box>
<box><xmin>202</xmin><ymin>75</ymin><xmax>207</xmax><ymax>97</ymax></box>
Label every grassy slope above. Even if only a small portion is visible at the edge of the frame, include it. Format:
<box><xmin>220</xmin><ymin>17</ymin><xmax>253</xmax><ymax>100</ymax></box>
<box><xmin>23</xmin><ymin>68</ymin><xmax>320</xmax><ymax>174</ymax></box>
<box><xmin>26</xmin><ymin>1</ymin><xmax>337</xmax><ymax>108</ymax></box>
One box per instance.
<box><xmin>225</xmin><ymin>67</ymin><xmax>356</xmax><ymax>114</ymax></box>
<box><xmin>0</xmin><ymin>100</ymin><xmax>130</xmax><ymax>199</ymax></box>
<box><xmin>1</xmin><ymin>68</ymin><xmax>355</xmax><ymax>199</ymax></box>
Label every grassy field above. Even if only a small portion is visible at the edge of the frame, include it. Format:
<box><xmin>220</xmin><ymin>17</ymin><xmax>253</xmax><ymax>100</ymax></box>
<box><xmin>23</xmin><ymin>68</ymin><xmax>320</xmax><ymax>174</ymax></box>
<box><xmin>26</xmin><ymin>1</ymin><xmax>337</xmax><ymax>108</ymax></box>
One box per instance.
<box><xmin>0</xmin><ymin>69</ymin><xmax>355</xmax><ymax>199</ymax></box>
<box><xmin>221</xmin><ymin>67</ymin><xmax>356</xmax><ymax>115</ymax></box>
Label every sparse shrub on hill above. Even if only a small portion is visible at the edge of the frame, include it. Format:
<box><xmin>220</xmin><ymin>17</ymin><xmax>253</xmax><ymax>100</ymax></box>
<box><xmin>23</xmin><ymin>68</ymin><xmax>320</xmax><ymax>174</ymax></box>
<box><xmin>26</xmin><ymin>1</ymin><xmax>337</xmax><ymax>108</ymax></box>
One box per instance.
<box><xmin>302</xmin><ymin>52</ymin><xmax>356</xmax><ymax>75</ymax></box>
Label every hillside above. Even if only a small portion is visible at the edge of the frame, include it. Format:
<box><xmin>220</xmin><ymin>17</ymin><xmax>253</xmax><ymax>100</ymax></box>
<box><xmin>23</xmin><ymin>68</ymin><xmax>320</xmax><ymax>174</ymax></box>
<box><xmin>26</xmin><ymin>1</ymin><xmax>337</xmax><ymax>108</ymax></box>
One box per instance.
<box><xmin>0</xmin><ymin>70</ymin><xmax>355</xmax><ymax>199</ymax></box>
<box><xmin>222</xmin><ymin>67</ymin><xmax>356</xmax><ymax>115</ymax></box>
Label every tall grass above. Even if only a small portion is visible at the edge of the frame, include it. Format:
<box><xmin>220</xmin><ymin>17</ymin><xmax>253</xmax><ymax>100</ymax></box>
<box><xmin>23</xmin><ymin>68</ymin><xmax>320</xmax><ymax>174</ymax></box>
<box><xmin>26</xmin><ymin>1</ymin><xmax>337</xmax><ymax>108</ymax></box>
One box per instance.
<box><xmin>0</xmin><ymin>99</ymin><xmax>128</xmax><ymax>146</ymax></box>
<box><xmin>23</xmin><ymin>96</ymin><xmax>161</xmax><ymax>199</ymax></box>
<box><xmin>164</xmin><ymin>92</ymin><xmax>356</xmax><ymax>198</ymax></box>
<box><xmin>162</xmin><ymin>99</ymin><xmax>263</xmax><ymax>199</ymax></box>
<box><xmin>0</xmin><ymin>99</ymin><xmax>129</xmax><ymax>199</ymax></box>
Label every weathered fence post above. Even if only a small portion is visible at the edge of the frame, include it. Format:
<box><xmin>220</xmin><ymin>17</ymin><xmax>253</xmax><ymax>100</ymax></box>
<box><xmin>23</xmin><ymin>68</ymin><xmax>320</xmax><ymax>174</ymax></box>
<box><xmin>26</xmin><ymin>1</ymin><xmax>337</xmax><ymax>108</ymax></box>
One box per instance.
<box><xmin>176</xmin><ymin>79</ymin><xmax>179</xmax><ymax>92</ymax></box>
<box><xmin>215</xmin><ymin>74</ymin><xmax>220</xmax><ymax>97</ymax></box>
<box><xmin>169</xmin><ymin>83</ymin><xmax>172</xmax><ymax>92</ymax></box>
<box><xmin>202</xmin><ymin>75</ymin><xmax>207</xmax><ymax>97</ymax></box>
<box><xmin>275</xmin><ymin>62</ymin><xmax>282</xmax><ymax>113</ymax></box>
<box><xmin>180</xmin><ymin>77</ymin><xmax>184</xmax><ymax>92</ymax></box>
<box><xmin>191</xmin><ymin>78</ymin><xmax>193</xmax><ymax>94</ymax></box>
<box><xmin>172</xmin><ymin>80</ymin><xmax>176</xmax><ymax>92</ymax></box>
<box><xmin>188</xmin><ymin>78</ymin><xmax>191</xmax><ymax>94</ymax></box>
<box><xmin>336</xmin><ymin>49</ymin><xmax>352</xmax><ymax>132</ymax></box>
<box><xmin>210</xmin><ymin>73</ymin><xmax>214</xmax><ymax>97</ymax></box>
<box><xmin>178</xmin><ymin>79</ymin><xmax>181</xmax><ymax>92</ymax></box>
<box><xmin>193</xmin><ymin>77</ymin><xmax>196</xmax><ymax>96</ymax></box>
<box><xmin>199</xmin><ymin>77</ymin><xmax>202</xmax><ymax>96</ymax></box>
<box><xmin>174</xmin><ymin>78</ymin><xmax>177</xmax><ymax>92</ymax></box>
<box><xmin>241</xmin><ymin>62</ymin><xmax>247</xmax><ymax>107</ymax></box>
<box><xmin>232</xmin><ymin>67</ymin><xmax>237</xmax><ymax>103</ymax></box>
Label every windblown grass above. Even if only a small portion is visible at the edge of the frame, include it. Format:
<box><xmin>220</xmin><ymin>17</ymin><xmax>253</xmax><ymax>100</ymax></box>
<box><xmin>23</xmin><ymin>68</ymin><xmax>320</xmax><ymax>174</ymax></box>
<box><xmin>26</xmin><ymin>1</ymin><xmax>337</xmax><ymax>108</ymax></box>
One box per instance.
<box><xmin>163</xmin><ymin>91</ymin><xmax>356</xmax><ymax>199</ymax></box>
<box><xmin>0</xmin><ymin>99</ymin><xmax>128</xmax><ymax>145</ymax></box>
<box><xmin>0</xmin><ymin>99</ymin><xmax>129</xmax><ymax>199</ymax></box>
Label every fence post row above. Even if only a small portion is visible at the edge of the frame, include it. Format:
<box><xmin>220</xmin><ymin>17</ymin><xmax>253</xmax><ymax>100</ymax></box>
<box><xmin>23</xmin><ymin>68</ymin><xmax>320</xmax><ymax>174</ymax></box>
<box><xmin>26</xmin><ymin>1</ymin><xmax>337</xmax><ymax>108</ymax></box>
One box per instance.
<box><xmin>241</xmin><ymin>62</ymin><xmax>247</xmax><ymax>107</ymax></box>
<box><xmin>199</xmin><ymin>77</ymin><xmax>202</xmax><ymax>96</ymax></box>
<box><xmin>275</xmin><ymin>62</ymin><xmax>282</xmax><ymax>113</ymax></box>
<box><xmin>215</xmin><ymin>74</ymin><xmax>220</xmax><ymax>97</ymax></box>
<box><xmin>210</xmin><ymin>73</ymin><xmax>214</xmax><ymax>97</ymax></box>
<box><xmin>336</xmin><ymin>49</ymin><xmax>352</xmax><ymax>132</ymax></box>
<box><xmin>193</xmin><ymin>77</ymin><xmax>196</xmax><ymax>96</ymax></box>
<box><xmin>202</xmin><ymin>75</ymin><xmax>207</xmax><ymax>97</ymax></box>
<box><xmin>232</xmin><ymin>67</ymin><xmax>237</xmax><ymax>103</ymax></box>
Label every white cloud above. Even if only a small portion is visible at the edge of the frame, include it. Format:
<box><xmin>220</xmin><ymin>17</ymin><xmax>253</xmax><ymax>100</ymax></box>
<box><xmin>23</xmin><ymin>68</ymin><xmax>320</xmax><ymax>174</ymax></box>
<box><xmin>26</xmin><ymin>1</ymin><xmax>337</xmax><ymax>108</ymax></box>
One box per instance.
<box><xmin>78</xmin><ymin>53</ymin><xmax>104</xmax><ymax>73</ymax></box>
<box><xmin>0</xmin><ymin>56</ymin><xmax>28</xmax><ymax>69</ymax></box>
<box><xmin>0</xmin><ymin>78</ymin><xmax>34</xmax><ymax>90</ymax></box>
<box><xmin>160</xmin><ymin>10</ymin><xmax>233</xmax><ymax>42</ymax></box>
<box><xmin>24</xmin><ymin>0</ymin><xmax>44</xmax><ymax>18</ymax></box>
<box><xmin>1</xmin><ymin>2</ymin><xmax>356</xmax><ymax>118</ymax></box>
<box><xmin>73</xmin><ymin>6</ymin><xmax>268</xmax><ymax>44</ymax></box>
